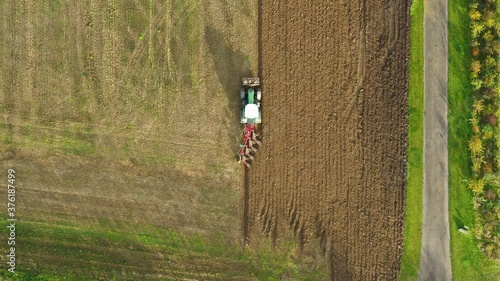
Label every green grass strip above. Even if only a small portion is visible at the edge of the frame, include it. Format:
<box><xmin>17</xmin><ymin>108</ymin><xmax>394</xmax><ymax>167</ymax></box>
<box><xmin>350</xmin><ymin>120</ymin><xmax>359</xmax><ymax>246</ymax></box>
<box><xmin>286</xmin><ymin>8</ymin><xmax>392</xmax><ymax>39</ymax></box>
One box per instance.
<box><xmin>398</xmin><ymin>0</ymin><xmax>424</xmax><ymax>279</ymax></box>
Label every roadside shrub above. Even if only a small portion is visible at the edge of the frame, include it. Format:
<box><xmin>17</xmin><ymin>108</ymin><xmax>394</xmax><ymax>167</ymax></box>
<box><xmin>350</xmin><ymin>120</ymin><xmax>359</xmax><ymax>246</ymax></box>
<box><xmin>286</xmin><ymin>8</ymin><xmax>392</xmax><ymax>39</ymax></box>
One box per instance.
<box><xmin>473</xmin><ymin>99</ymin><xmax>485</xmax><ymax>114</ymax></box>
<box><xmin>472</xmin><ymin>78</ymin><xmax>484</xmax><ymax>90</ymax></box>
<box><xmin>472</xmin><ymin>60</ymin><xmax>482</xmax><ymax>73</ymax></box>
<box><xmin>469</xmin><ymin>9</ymin><xmax>481</xmax><ymax>21</ymax></box>
<box><xmin>482</xmin><ymin>124</ymin><xmax>495</xmax><ymax>139</ymax></box>
<box><xmin>485</xmin><ymin>56</ymin><xmax>496</xmax><ymax>69</ymax></box>
<box><xmin>472</xmin><ymin>22</ymin><xmax>486</xmax><ymax>38</ymax></box>
<box><xmin>470</xmin><ymin>179</ymin><xmax>485</xmax><ymax>195</ymax></box>
<box><xmin>470</xmin><ymin>136</ymin><xmax>484</xmax><ymax>155</ymax></box>
<box><xmin>468</xmin><ymin>0</ymin><xmax>500</xmax><ymax>260</ymax></box>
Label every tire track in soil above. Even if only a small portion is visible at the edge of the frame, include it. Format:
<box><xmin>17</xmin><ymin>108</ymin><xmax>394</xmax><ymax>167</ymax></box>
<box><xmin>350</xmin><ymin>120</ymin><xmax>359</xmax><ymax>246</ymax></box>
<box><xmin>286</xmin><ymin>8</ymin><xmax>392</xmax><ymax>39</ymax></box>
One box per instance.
<box><xmin>244</xmin><ymin>0</ymin><xmax>410</xmax><ymax>280</ymax></box>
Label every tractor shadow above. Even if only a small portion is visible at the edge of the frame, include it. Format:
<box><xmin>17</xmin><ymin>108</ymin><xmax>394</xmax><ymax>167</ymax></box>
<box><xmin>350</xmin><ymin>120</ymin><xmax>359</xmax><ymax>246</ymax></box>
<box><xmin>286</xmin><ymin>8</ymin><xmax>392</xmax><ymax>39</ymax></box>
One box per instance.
<box><xmin>204</xmin><ymin>25</ymin><xmax>253</xmax><ymax>145</ymax></box>
<box><xmin>205</xmin><ymin>25</ymin><xmax>255</xmax><ymax>249</ymax></box>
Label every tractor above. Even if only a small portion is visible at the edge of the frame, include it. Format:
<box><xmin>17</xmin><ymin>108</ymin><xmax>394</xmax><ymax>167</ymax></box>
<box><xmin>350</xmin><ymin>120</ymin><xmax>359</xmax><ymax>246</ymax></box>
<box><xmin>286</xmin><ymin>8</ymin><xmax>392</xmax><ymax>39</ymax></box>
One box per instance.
<box><xmin>238</xmin><ymin>78</ymin><xmax>262</xmax><ymax>167</ymax></box>
<box><xmin>240</xmin><ymin>77</ymin><xmax>262</xmax><ymax>124</ymax></box>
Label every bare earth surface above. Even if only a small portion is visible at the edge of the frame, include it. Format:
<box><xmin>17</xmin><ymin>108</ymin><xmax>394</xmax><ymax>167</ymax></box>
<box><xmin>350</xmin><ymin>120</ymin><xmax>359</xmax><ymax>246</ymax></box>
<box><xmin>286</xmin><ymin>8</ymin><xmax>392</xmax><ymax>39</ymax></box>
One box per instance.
<box><xmin>419</xmin><ymin>0</ymin><xmax>452</xmax><ymax>280</ymax></box>
<box><xmin>246</xmin><ymin>0</ymin><xmax>411</xmax><ymax>280</ymax></box>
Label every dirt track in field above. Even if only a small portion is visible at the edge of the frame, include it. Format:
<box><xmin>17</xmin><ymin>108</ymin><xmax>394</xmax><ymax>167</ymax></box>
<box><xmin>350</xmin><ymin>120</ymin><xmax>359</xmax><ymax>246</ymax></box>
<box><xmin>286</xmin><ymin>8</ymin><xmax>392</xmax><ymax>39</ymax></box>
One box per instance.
<box><xmin>246</xmin><ymin>0</ymin><xmax>411</xmax><ymax>279</ymax></box>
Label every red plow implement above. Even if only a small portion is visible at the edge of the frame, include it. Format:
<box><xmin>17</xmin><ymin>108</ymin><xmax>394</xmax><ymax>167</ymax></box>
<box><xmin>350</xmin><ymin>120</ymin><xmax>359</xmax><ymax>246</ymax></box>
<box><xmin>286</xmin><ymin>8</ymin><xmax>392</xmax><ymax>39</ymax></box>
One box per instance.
<box><xmin>238</xmin><ymin>124</ymin><xmax>261</xmax><ymax>168</ymax></box>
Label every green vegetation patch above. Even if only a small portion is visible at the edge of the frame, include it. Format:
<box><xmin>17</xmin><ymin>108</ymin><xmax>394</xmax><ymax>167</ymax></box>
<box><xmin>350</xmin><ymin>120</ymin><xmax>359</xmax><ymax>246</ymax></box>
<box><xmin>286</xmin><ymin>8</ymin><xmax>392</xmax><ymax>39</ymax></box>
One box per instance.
<box><xmin>449</xmin><ymin>0</ymin><xmax>500</xmax><ymax>279</ymax></box>
<box><xmin>398</xmin><ymin>0</ymin><xmax>424</xmax><ymax>279</ymax></box>
<box><xmin>466</xmin><ymin>0</ymin><xmax>500</xmax><ymax>260</ymax></box>
<box><xmin>0</xmin><ymin>217</ymin><xmax>326</xmax><ymax>280</ymax></box>
<box><xmin>14</xmin><ymin>123</ymin><xmax>96</xmax><ymax>156</ymax></box>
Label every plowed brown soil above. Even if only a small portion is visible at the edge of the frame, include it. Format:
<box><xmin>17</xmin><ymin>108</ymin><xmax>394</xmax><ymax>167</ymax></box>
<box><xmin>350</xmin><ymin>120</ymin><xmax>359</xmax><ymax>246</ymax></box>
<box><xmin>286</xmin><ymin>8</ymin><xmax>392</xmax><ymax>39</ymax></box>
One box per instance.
<box><xmin>246</xmin><ymin>0</ymin><xmax>411</xmax><ymax>280</ymax></box>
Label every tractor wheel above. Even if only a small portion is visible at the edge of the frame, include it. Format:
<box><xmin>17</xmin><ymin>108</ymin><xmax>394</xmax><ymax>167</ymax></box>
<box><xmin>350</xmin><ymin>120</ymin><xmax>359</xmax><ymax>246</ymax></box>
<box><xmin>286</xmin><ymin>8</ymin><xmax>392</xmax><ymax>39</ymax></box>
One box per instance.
<box><xmin>240</xmin><ymin>89</ymin><xmax>246</xmax><ymax>100</ymax></box>
<box><xmin>256</xmin><ymin>89</ymin><xmax>262</xmax><ymax>101</ymax></box>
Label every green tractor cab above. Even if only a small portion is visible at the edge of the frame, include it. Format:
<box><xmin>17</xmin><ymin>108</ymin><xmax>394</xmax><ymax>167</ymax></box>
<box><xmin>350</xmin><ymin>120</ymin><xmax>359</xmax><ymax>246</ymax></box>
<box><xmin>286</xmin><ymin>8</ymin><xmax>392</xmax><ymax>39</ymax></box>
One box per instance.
<box><xmin>240</xmin><ymin>78</ymin><xmax>262</xmax><ymax>124</ymax></box>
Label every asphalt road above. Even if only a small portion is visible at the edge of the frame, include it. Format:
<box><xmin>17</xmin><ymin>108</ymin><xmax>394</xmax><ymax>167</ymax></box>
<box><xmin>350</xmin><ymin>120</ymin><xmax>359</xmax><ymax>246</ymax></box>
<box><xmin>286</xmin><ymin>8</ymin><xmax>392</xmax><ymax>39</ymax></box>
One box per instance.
<box><xmin>419</xmin><ymin>0</ymin><xmax>452</xmax><ymax>280</ymax></box>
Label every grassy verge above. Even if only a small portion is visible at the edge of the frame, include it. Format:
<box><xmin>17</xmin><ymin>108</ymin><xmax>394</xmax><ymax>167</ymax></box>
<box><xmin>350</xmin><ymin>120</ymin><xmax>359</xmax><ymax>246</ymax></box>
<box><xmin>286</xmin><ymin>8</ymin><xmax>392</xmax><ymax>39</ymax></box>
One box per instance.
<box><xmin>398</xmin><ymin>0</ymin><xmax>424</xmax><ymax>279</ymax></box>
<box><xmin>448</xmin><ymin>0</ymin><xmax>500</xmax><ymax>279</ymax></box>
